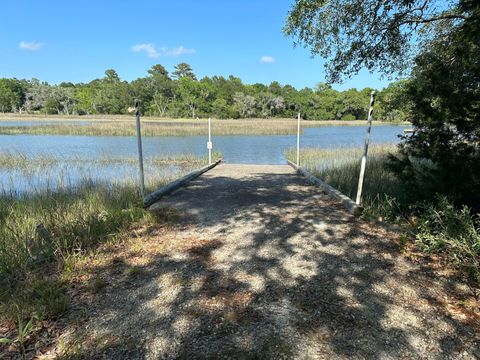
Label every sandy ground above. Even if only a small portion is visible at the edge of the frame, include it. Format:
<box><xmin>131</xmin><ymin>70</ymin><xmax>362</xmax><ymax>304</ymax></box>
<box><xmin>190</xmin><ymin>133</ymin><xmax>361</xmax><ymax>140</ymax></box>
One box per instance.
<box><xmin>62</xmin><ymin>164</ymin><xmax>479</xmax><ymax>359</ymax></box>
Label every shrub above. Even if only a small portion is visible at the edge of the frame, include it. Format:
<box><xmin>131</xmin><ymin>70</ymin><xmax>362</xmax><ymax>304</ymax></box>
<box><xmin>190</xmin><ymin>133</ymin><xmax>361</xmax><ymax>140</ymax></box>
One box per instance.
<box><xmin>390</xmin><ymin>2</ymin><xmax>480</xmax><ymax>209</ymax></box>
<box><xmin>340</xmin><ymin>113</ymin><xmax>356</xmax><ymax>121</ymax></box>
<box><xmin>415</xmin><ymin>196</ymin><xmax>480</xmax><ymax>281</ymax></box>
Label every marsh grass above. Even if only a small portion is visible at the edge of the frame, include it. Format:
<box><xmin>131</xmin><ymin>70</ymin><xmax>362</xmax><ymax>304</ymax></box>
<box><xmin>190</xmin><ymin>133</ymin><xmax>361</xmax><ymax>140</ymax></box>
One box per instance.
<box><xmin>286</xmin><ymin>144</ymin><xmax>407</xmax><ymax>218</ymax></box>
<box><xmin>0</xmin><ymin>151</ymin><xmax>207</xmax><ymax>171</ymax></box>
<box><xmin>0</xmin><ymin>151</ymin><xmax>221</xmax><ymax>197</ymax></box>
<box><xmin>0</xmin><ymin>151</ymin><xmax>217</xmax><ymax>326</ymax></box>
<box><xmin>0</xmin><ymin>183</ymin><xmax>147</xmax><ymax>328</ymax></box>
<box><xmin>0</xmin><ymin>118</ymin><xmax>407</xmax><ymax>136</ymax></box>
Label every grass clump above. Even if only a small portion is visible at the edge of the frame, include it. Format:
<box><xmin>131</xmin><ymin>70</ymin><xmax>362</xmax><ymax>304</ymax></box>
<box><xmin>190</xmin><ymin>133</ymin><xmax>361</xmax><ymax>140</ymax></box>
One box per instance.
<box><xmin>0</xmin><ymin>184</ymin><xmax>150</xmax><ymax>275</ymax></box>
<box><xmin>414</xmin><ymin>196</ymin><xmax>480</xmax><ymax>282</ymax></box>
<box><xmin>0</xmin><ymin>182</ymin><xmax>154</xmax><ymax>336</ymax></box>
<box><xmin>1</xmin><ymin>277</ymin><xmax>69</xmax><ymax>320</ymax></box>
<box><xmin>0</xmin><ymin>151</ymin><xmax>213</xmax><ymax>355</ymax></box>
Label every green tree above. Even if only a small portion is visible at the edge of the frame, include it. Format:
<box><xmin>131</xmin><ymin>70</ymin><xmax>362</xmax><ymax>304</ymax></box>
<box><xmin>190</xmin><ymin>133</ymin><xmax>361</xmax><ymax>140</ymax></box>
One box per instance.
<box><xmin>104</xmin><ymin>69</ymin><xmax>120</xmax><ymax>83</ymax></box>
<box><xmin>390</xmin><ymin>0</ymin><xmax>480</xmax><ymax>208</ymax></box>
<box><xmin>284</xmin><ymin>0</ymin><xmax>473</xmax><ymax>82</ymax></box>
<box><xmin>172</xmin><ymin>63</ymin><xmax>197</xmax><ymax>80</ymax></box>
<box><xmin>130</xmin><ymin>77</ymin><xmax>154</xmax><ymax>113</ymax></box>
<box><xmin>233</xmin><ymin>92</ymin><xmax>256</xmax><ymax>118</ymax></box>
<box><xmin>376</xmin><ymin>80</ymin><xmax>410</xmax><ymax>121</ymax></box>
<box><xmin>148</xmin><ymin>64</ymin><xmax>169</xmax><ymax>79</ymax></box>
<box><xmin>313</xmin><ymin>83</ymin><xmax>340</xmax><ymax>120</ymax></box>
<box><xmin>177</xmin><ymin>77</ymin><xmax>205</xmax><ymax>118</ymax></box>
<box><xmin>0</xmin><ymin>79</ymin><xmax>24</xmax><ymax>112</ymax></box>
<box><xmin>280</xmin><ymin>84</ymin><xmax>302</xmax><ymax>117</ymax></box>
<box><xmin>92</xmin><ymin>70</ymin><xmax>130</xmax><ymax>114</ymax></box>
<box><xmin>74</xmin><ymin>86</ymin><xmax>95</xmax><ymax>114</ymax></box>
<box><xmin>211</xmin><ymin>98</ymin><xmax>233</xmax><ymax>118</ymax></box>
<box><xmin>337</xmin><ymin>89</ymin><xmax>369</xmax><ymax>120</ymax></box>
<box><xmin>148</xmin><ymin>64</ymin><xmax>174</xmax><ymax>116</ymax></box>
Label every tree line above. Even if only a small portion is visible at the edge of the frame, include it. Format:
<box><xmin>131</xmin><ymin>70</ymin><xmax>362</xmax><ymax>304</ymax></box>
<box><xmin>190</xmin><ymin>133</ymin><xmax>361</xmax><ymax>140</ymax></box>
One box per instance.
<box><xmin>0</xmin><ymin>63</ymin><xmax>408</xmax><ymax>121</ymax></box>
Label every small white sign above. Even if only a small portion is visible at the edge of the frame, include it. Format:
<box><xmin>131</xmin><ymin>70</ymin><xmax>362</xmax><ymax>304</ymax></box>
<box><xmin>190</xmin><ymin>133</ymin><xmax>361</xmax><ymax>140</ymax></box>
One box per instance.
<box><xmin>207</xmin><ymin>141</ymin><xmax>213</xmax><ymax>150</ymax></box>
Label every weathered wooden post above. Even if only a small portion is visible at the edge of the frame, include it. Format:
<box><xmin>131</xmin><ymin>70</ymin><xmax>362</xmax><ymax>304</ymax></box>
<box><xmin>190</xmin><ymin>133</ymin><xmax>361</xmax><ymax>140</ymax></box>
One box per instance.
<box><xmin>296</xmin><ymin>112</ymin><xmax>301</xmax><ymax>166</ymax></box>
<box><xmin>355</xmin><ymin>91</ymin><xmax>376</xmax><ymax>205</ymax></box>
<box><xmin>207</xmin><ymin>117</ymin><xmax>212</xmax><ymax>165</ymax></box>
<box><xmin>36</xmin><ymin>223</ymin><xmax>52</xmax><ymax>243</ymax></box>
<box><xmin>135</xmin><ymin>100</ymin><xmax>145</xmax><ymax>197</ymax></box>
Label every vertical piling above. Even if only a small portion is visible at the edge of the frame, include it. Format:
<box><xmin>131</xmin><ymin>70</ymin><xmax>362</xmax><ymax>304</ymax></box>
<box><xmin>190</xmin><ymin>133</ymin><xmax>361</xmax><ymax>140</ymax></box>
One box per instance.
<box><xmin>207</xmin><ymin>117</ymin><xmax>212</xmax><ymax>165</ymax></box>
<box><xmin>296</xmin><ymin>112</ymin><xmax>301</xmax><ymax>166</ymax></box>
<box><xmin>135</xmin><ymin>101</ymin><xmax>145</xmax><ymax>198</ymax></box>
<box><xmin>355</xmin><ymin>91</ymin><xmax>376</xmax><ymax>205</ymax></box>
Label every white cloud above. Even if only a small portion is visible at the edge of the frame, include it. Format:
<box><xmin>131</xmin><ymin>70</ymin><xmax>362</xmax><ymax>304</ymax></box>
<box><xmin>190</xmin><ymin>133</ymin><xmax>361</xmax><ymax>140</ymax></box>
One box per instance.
<box><xmin>164</xmin><ymin>46</ymin><xmax>196</xmax><ymax>56</ymax></box>
<box><xmin>19</xmin><ymin>41</ymin><xmax>44</xmax><ymax>51</ymax></box>
<box><xmin>260</xmin><ymin>56</ymin><xmax>275</xmax><ymax>64</ymax></box>
<box><xmin>131</xmin><ymin>43</ymin><xmax>160</xmax><ymax>58</ymax></box>
<box><xmin>132</xmin><ymin>43</ymin><xmax>195</xmax><ymax>58</ymax></box>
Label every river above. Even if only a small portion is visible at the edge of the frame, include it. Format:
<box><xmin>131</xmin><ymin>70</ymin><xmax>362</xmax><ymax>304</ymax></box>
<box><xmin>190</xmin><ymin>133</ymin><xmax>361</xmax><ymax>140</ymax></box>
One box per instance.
<box><xmin>0</xmin><ymin>125</ymin><xmax>403</xmax><ymax>164</ymax></box>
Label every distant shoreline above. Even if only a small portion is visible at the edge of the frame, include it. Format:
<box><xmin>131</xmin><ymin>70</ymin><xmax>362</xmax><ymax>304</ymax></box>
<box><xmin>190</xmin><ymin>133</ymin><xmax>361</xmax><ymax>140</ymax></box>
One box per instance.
<box><xmin>0</xmin><ymin>113</ymin><xmax>410</xmax><ymax>126</ymax></box>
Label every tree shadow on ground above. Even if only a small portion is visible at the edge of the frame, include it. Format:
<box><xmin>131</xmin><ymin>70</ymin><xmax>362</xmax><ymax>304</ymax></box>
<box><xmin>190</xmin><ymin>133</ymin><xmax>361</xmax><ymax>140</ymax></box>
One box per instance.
<box><xmin>67</xmin><ymin>165</ymin><xmax>479</xmax><ymax>359</ymax></box>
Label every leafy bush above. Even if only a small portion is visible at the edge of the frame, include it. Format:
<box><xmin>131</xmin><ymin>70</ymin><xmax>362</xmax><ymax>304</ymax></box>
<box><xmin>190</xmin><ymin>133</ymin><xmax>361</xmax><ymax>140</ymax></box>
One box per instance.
<box><xmin>415</xmin><ymin>196</ymin><xmax>480</xmax><ymax>281</ymax></box>
<box><xmin>341</xmin><ymin>114</ymin><xmax>356</xmax><ymax>121</ymax></box>
<box><xmin>390</xmin><ymin>1</ymin><xmax>480</xmax><ymax>209</ymax></box>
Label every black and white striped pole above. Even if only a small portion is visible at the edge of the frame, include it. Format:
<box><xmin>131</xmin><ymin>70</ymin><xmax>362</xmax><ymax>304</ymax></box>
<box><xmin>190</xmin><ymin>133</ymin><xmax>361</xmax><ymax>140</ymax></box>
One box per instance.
<box><xmin>355</xmin><ymin>91</ymin><xmax>376</xmax><ymax>205</ymax></box>
<box><xmin>135</xmin><ymin>100</ymin><xmax>145</xmax><ymax>198</ymax></box>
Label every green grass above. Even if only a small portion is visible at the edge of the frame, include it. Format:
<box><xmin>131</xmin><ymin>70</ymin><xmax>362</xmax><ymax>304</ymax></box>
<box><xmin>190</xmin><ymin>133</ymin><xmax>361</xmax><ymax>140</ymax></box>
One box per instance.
<box><xmin>286</xmin><ymin>144</ymin><xmax>407</xmax><ymax>220</ymax></box>
<box><xmin>0</xmin><ymin>117</ymin><xmax>408</xmax><ymax>136</ymax></box>
<box><xmin>415</xmin><ymin>196</ymin><xmax>480</xmax><ymax>282</ymax></box>
<box><xmin>0</xmin><ymin>152</ymin><xmax>218</xmax><ymax>325</ymax></box>
<box><xmin>0</xmin><ymin>151</ymin><xmax>207</xmax><ymax>171</ymax></box>
<box><xmin>0</xmin><ymin>183</ymin><xmax>149</xmax><ymax>275</ymax></box>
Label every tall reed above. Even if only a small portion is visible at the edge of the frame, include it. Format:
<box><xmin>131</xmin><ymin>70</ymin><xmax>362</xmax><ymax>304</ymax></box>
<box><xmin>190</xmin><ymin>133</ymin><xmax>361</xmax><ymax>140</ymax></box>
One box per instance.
<box><xmin>0</xmin><ymin>152</ymin><xmax>218</xmax><ymax>322</ymax></box>
<box><xmin>0</xmin><ymin>118</ymin><xmax>405</xmax><ymax>137</ymax></box>
<box><xmin>286</xmin><ymin>144</ymin><xmax>407</xmax><ymax>219</ymax></box>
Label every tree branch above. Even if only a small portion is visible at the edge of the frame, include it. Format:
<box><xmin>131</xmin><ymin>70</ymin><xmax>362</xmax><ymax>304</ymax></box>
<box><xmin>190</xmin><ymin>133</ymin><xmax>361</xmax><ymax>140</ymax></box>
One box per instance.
<box><xmin>403</xmin><ymin>13</ymin><xmax>468</xmax><ymax>24</ymax></box>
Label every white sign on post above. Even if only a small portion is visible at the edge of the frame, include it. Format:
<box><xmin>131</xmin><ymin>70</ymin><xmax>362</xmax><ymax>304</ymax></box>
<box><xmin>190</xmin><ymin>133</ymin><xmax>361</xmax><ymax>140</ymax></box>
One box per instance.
<box><xmin>207</xmin><ymin>118</ymin><xmax>213</xmax><ymax>165</ymax></box>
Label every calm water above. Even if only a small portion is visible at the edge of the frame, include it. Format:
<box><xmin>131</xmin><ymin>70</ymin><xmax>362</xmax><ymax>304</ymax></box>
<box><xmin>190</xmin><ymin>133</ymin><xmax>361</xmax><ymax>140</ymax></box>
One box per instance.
<box><xmin>0</xmin><ymin>124</ymin><xmax>403</xmax><ymax>194</ymax></box>
<box><xmin>0</xmin><ymin>125</ymin><xmax>403</xmax><ymax>164</ymax></box>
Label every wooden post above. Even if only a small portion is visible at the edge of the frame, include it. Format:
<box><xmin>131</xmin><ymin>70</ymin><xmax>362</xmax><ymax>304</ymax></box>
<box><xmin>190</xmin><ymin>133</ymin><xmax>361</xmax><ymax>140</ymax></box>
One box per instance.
<box><xmin>296</xmin><ymin>112</ymin><xmax>301</xmax><ymax>166</ymax></box>
<box><xmin>207</xmin><ymin>117</ymin><xmax>212</xmax><ymax>165</ymax></box>
<box><xmin>36</xmin><ymin>223</ymin><xmax>52</xmax><ymax>243</ymax></box>
<box><xmin>355</xmin><ymin>91</ymin><xmax>376</xmax><ymax>205</ymax></box>
<box><xmin>135</xmin><ymin>101</ymin><xmax>145</xmax><ymax>197</ymax></box>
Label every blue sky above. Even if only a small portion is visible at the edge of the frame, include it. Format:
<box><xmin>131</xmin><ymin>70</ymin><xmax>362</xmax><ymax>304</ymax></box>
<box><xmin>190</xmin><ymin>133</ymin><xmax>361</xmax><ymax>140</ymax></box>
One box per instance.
<box><xmin>0</xmin><ymin>0</ymin><xmax>391</xmax><ymax>91</ymax></box>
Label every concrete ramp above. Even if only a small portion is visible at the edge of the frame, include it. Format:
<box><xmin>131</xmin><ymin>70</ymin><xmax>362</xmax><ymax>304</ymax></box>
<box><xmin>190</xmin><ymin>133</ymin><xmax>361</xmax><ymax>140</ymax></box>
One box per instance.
<box><xmin>151</xmin><ymin>163</ymin><xmax>349</xmax><ymax>227</ymax></box>
<box><xmin>80</xmin><ymin>163</ymin><xmax>477</xmax><ymax>358</ymax></box>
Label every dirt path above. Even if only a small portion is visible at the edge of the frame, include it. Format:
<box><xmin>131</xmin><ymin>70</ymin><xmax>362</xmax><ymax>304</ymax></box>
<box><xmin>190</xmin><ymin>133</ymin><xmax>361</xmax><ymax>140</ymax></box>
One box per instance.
<box><xmin>67</xmin><ymin>164</ymin><xmax>479</xmax><ymax>359</ymax></box>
